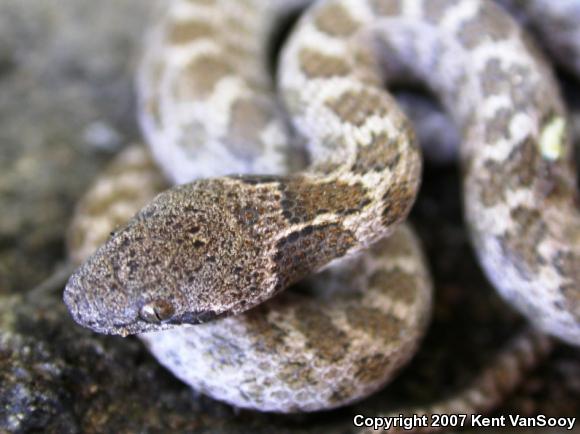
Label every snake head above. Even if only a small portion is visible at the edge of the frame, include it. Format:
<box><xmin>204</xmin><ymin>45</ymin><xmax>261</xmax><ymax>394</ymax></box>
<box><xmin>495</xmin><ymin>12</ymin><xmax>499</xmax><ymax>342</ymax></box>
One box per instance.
<box><xmin>64</xmin><ymin>179</ymin><xmax>278</xmax><ymax>336</ymax></box>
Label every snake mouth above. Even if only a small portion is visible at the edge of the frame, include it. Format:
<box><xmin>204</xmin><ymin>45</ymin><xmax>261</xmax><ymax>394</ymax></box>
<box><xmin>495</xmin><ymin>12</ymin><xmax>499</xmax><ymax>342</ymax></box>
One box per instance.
<box><xmin>68</xmin><ymin>313</ymin><xmax>183</xmax><ymax>337</ymax></box>
<box><xmin>103</xmin><ymin>311</ymin><xmax>224</xmax><ymax>336</ymax></box>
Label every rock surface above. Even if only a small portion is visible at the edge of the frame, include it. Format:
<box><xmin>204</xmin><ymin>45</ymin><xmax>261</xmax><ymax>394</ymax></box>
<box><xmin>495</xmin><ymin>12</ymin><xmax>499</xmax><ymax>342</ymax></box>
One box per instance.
<box><xmin>0</xmin><ymin>0</ymin><xmax>147</xmax><ymax>294</ymax></box>
<box><xmin>0</xmin><ymin>1</ymin><xmax>579</xmax><ymax>433</ymax></box>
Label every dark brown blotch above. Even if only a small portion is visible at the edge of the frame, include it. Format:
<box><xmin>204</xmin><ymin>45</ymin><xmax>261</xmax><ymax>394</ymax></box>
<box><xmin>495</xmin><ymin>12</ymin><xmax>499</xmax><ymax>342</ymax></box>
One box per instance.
<box><xmin>273</xmin><ymin>223</ymin><xmax>356</xmax><ymax>289</ymax></box>
<box><xmin>553</xmin><ymin>252</ymin><xmax>580</xmax><ymax>318</ymax></box>
<box><xmin>345</xmin><ymin>305</ymin><xmax>402</xmax><ymax>346</ymax></box>
<box><xmin>500</xmin><ymin>206</ymin><xmax>546</xmax><ymax>279</ymax></box>
<box><xmin>168</xmin><ymin>20</ymin><xmax>214</xmax><ymax>45</ymax></box>
<box><xmin>353</xmin><ymin>353</ymin><xmax>392</xmax><ymax>385</ymax></box>
<box><xmin>505</xmin><ymin>136</ymin><xmax>539</xmax><ymax>188</ymax></box>
<box><xmin>369</xmin><ymin>268</ymin><xmax>417</xmax><ymax>304</ymax></box>
<box><xmin>381</xmin><ymin>182</ymin><xmax>416</xmax><ymax>227</ymax></box>
<box><xmin>279</xmin><ymin>177</ymin><xmax>370</xmax><ymax>224</ymax></box>
<box><xmin>484</xmin><ymin>107</ymin><xmax>513</xmax><ymax>143</ymax></box>
<box><xmin>299</xmin><ymin>48</ymin><xmax>351</xmax><ymax>78</ymax></box>
<box><xmin>294</xmin><ymin>305</ymin><xmax>350</xmax><ymax>363</ymax></box>
<box><xmin>326</xmin><ymin>89</ymin><xmax>389</xmax><ymax>127</ymax></box>
<box><xmin>177</xmin><ymin>55</ymin><xmax>231</xmax><ymax>98</ymax></box>
<box><xmin>559</xmin><ymin>282</ymin><xmax>580</xmax><ymax>319</ymax></box>
<box><xmin>314</xmin><ymin>3</ymin><xmax>359</xmax><ymax>37</ymax></box>
<box><xmin>423</xmin><ymin>0</ymin><xmax>461</xmax><ymax>24</ymax></box>
<box><xmin>478</xmin><ymin>160</ymin><xmax>506</xmax><ymax>207</ymax></box>
<box><xmin>369</xmin><ymin>0</ymin><xmax>403</xmax><ymax>16</ymax></box>
<box><xmin>244</xmin><ymin>304</ymin><xmax>289</xmax><ymax>351</ymax></box>
<box><xmin>277</xmin><ymin>361</ymin><xmax>316</xmax><ymax>391</ymax></box>
<box><xmin>457</xmin><ymin>4</ymin><xmax>514</xmax><ymax>49</ymax></box>
<box><xmin>478</xmin><ymin>137</ymin><xmax>539</xmax><ymax>208</ymax></box>
<box><xmin>228</xmin><ymin>97</ymin><xmax>273</xmax><ymax>159</ymax></box>
<box><xmin>351</xmin><ymin>132</ymin><xmax>401</xmax><ymax>175</ymax></box>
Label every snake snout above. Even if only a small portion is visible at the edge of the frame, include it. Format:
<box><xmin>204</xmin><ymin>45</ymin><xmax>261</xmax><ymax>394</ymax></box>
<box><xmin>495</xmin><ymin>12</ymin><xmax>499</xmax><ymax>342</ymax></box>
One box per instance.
<box><xmin>63</xmin><ymin>270</ymin><xmax>139</xmax><ymax>336</ymax></box>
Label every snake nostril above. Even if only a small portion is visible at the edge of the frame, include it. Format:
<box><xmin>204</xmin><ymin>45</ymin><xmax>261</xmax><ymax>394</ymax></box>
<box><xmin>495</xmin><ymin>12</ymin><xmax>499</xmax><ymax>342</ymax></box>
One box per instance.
<box><xmin>140</xmin><ymin>299</ymin><xmax>176</xmax><ymax>323</ymax></box>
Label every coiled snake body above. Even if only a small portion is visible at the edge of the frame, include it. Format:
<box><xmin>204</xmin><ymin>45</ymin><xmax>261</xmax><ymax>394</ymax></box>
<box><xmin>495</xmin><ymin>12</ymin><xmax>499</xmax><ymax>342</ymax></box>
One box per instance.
<box><xmin>64</xmin><ymin>0</ymin><xmax>579</xmax><ymax>419</ymax></box>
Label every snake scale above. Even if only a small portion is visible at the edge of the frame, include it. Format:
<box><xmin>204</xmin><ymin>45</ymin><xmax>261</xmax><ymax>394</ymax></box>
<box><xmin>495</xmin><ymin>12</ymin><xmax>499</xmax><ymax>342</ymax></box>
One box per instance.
<box><xmin>63</xmin><ymin>0</ymin><xmax>580</xmax><ymax>423</ymax></box>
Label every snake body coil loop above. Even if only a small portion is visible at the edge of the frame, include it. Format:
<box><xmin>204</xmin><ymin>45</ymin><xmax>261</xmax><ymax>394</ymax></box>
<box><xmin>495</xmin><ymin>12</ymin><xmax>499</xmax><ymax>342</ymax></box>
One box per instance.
<box><xmin>64</xmin><ymin>0</ymin><xmax>580</xmax><ymax>415</ymax></box>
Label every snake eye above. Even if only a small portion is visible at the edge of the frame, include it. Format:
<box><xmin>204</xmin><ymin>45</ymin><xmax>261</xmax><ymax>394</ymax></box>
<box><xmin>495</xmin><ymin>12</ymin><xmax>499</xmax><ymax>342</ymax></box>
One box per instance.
<box><xmin>140</xmin><ymin>300</ymin><xmax>175</xmax><ymax>324</ymax></box>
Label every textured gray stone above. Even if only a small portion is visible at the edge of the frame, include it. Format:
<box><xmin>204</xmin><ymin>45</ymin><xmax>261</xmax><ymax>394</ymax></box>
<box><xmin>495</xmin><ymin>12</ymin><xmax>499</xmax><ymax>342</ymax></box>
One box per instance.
<box><xmin>0</xmin><ymin>0</ymin><xmax>151</xmax><ymax>293</ymax></box>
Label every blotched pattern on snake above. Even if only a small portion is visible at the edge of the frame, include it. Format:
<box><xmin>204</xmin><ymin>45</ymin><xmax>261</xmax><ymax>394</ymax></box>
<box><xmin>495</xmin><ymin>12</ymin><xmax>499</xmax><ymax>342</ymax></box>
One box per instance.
<box><xmin>63</xmin><ymin>0</ymin><xmax>579</xmax><ymax>420</ymax></box>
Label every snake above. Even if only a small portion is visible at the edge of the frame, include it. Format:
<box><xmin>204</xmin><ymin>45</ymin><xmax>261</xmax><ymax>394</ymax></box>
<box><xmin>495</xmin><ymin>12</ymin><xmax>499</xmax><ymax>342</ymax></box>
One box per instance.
<box><xmin>63</xmin><ymin>0</ymin><xmax>580</xmax><ymax>421</ymax></box>
<box><xmin>497</xmin><ymin>0</ymin><xmax>580</xmax><ymax>77</ymax></box>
